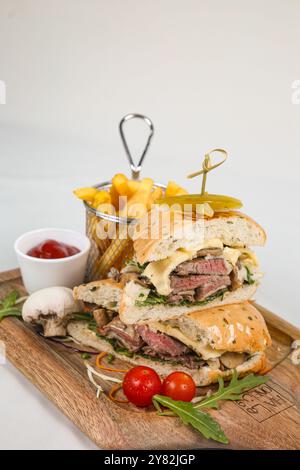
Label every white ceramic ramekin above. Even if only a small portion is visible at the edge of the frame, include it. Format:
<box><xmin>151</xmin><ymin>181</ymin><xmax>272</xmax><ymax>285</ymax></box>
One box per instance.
<box><xmin>14</xmin><ymin>228</ymin><xmax>91</xmax><ymax>293</ymax></box>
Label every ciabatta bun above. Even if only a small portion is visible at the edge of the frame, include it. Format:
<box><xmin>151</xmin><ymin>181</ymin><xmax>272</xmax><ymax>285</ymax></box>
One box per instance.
<box><xmin>73</xmin><ymin>279</ymin><xmax>123</xmax><ymax>312</ymax></box>
<box><xmin>119</xmin><ymin>281</ymin><xmax>258</xmax><ymax>325</ymax></box>
<box><xmin>169</xmin><ymin>302</ymin><xmax>271</xmax><ymax>354</ymax></box>
<box><xmin>132</xmin><ymin>209</ymin><xmax>266</xmax><ymax>265</ymax></box>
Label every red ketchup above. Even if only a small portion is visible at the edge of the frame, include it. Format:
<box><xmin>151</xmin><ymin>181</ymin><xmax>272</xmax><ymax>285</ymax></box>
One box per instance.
<box><xmin>27</xmin><ymin>239</ymin><xmax>80</xmax><ymax>259</ymax></box>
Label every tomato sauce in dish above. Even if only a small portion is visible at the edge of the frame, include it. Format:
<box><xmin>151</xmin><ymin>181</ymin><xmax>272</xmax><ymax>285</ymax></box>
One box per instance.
<box><xmin>27</xmin><ymin>239</ymin><xmax>80</xmax><ymax>259</ymax></box>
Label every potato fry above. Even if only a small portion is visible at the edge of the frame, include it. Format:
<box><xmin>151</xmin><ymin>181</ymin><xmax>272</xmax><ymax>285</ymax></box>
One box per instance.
<box><xmin>91</xmin><ymin>190</ymin><xmax>111</xmax><ymax>208</ymax></box>
<box><xmin>127</xmin><ymin>180</ymin><xmax>140</xmax><ymax>197</ymax></box>
<box><xmin>165</xmin><ymin>180</ymin><xmax>188</xmax><ymax>197</ymax></box>
<box><xmin>147</xmin><ymin>186</ymin><xmax>163</xmax><ymax>210</ymax></box>
<box><xmin>124</xmin><ymin>177</ymin><xmax>154</xmax><ymax>218</ymax></box>
<box><xmin>110</xmin><ymin>184</ymin><xmax>120</xmax><ymax>210</ymax></box>
<box><xmin>73</xmin><ymin>187</ymin><xmax>97</xmax><ymax>202</ymax></box>
<box><xmin>112</xmin><ymin>173</ymin><xmax>128</xmax><ymax>196</ymax></box>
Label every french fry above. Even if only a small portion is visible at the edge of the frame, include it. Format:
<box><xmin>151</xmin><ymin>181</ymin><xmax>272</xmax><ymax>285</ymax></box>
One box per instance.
<box><xmin>73</xmin><ymin>187</ymin><xmax>97</xmax><ymax>202</ymax></box>
<box><xmin>165</xmin><ymin>180</ymin><xmax>188</xmax><ymax>197</ymax></box>
<box><xmin>91</xmin><ymin>190</ymin><xmax>111</xmax><ymax>209</ymax></box>
<box><xmin>112</xmin><ymin>173</ymin><xmax>128</xmax><ymax>196</ymax></box>
<box><xmin>110</xmin><ymin>184</ymin><xmax>120</xmax><ymax>210</ymax></box>
<box><xmin>147</xmin><ymin>186</ymin><xmax>163</xmax><ymax>210</ymax></box>
<box><xmin>127</xmin><ymin>180</ymin><xmax>140</xmax><ymax>197</ymax></box>
<box><xmin>122</xmin><ymin>178</ymin><xmax>154</xmax><ymax>218</ymax></box>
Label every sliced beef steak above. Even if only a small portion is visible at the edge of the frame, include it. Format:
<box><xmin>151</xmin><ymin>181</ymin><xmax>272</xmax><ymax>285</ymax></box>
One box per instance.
<box><xmin>175</xmin><ymin>257</ymin><xmax>228</xmax><ymax>276</ymax></box>
<box><xmin>142</xmin><ymin>347</ymin><xmax>204</xmax><ymax>369</ymax></box>
<box><xmin>101</xmin><ymin>316</ymin><xmax>144</xmax><ymax>352</ymax></box>
<box><xmin>195</xmin><ymin>275</ymin><xmax>231</xmax><ymax>301</ymax></box>
<box><xmin>136</xmin><ymin>325</ymin><xmax>189</xmax><ymax>357</ymax></box>
<box><xmin>170</xmin><ymin>274</ymin><xmax>230</xmax><ymax>294</ymax></box>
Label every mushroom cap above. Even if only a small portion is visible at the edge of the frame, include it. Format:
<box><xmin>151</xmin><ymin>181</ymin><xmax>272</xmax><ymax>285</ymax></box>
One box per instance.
<box><xmin>22</xmin><ymin>286</ymin><xmax>83</xmax><ymax>323</ymax></box>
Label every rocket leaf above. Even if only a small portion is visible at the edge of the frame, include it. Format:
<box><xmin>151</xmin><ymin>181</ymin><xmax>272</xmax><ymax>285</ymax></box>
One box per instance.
<box><xmin>194</xmin><ymin>371</ymin><xmax>269</xmax><ymax>410</ymax></box>
<box><xmin>0</xmin><ymin>290</ymin><xmax>22</xmax><ymax>322</ymax></box>
<box><xmin>153</xmin><ymin>395</ymin><xmax>229</xmax><ymax>444</ymax></box>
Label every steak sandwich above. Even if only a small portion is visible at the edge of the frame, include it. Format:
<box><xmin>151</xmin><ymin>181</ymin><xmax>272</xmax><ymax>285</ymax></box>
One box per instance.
<box><xmin>76</xmin><ymin>208</ymin><xmax>265</xmax><ymax>324</ymax></box>
<box><xmin>67</xmin><ymin>302</ymin><xmax>271</xmax><ymax>386</ymax></box>
<box><xmin>67</xmin><ymin>207</ymin><xmax>270</xmax><ymax>386</ymax></box>
<box><xmin>120</xmin><ymin>208</ymin><xmax>265</xmax><ymax>324</ymax></box>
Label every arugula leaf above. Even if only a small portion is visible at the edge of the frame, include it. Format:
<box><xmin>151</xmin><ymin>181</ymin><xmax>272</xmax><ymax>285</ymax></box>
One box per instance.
<box><xmin>0</xmin><ymin>290</ymin><xmax>22</xmax><ymax>322</ymax></box>
<box><xmin>153</xmin><ymin>395</ymin><xmax>229</xmax><ymax>444</ymax></box>
<box><xmin>136</xmin><ymin>288</ymin><xmax>227</xmax><ymax>307</ymax></box>
<box><xmin>245</xmin><ymin>266</ymin><xmax>255</xmax><ymax>285</ymax></box>
<box><xmin>1</xmin><ymin>290</ymin><xmax>19</xmax><ymax>309</ymax></box>
<box><xmin>194</xmin><ymin>371</ymin><xmax>269</xmax><ymax>410</ymax></box>
<box><xmin>0</xmin><ymin>308</ymin><xmax>22</xmax><ymax>321</ymax></box>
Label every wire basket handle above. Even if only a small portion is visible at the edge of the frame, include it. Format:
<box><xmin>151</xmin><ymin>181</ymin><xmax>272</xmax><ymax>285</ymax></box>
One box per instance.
<box><xmin>119</xmin><ymin>113</ymin><xmax>154</xmax><ymax>180</ymax></box>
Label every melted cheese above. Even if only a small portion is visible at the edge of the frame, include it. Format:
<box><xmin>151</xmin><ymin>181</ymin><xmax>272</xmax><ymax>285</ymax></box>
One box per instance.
<box><xmin>223</xmin><ymin>246</ymin><xmax>259</xmax><ymax>268</ymax></box>
<box><xmin>239</xmin><ymin>248</ymin><xmax>259</xmax><ymax>267</ymax></box>
<box><xmin>150</xmin><ymin>322</ymin><xmax>224</xmax><ymax>360</ymax></box>
<box><xmin>223</xmin><ymin>247</ymin><xmax>241</xmax><ymax>266</ymax></box>
<box><xmin>143</xmin><ymin>250</ymin><xmax>194</xmax><ymax>296</ymax></box>
<box><xmin>143</xmin><ymin>238</ymin><xmax>224</xmax><ymax>296</ymax></box>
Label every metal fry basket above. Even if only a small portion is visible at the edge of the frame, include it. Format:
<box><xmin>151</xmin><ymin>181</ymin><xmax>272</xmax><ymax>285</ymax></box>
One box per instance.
<box><xmin>84</xmin><ymin>114</ymin><xmax>165</xmax><ymax>281</ymax></box>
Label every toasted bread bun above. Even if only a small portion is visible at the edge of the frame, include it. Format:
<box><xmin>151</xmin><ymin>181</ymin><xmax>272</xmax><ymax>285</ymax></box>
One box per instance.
<box><xmin>74</xmin><ymin>277</ymin><xmax>259</xmax><ymax>326</ymax></box>
<box><xmin>152</xmin><ymin>302</ymin><xmax>271</xmax><ymax>358</ymax></box>
<box><xmin>73</xmin><ymin>279</ymin><xmax>123</xmax><ymax>312</ymax></box>
<box><xmin>132</xmin><ymin>209</ymin><xmax>266</xmax><ymax>265</ymax></box>
<box><xmin>119</xmin><ymin>281</ymin><xmax>258</xmax><ymax>325</ymax></box>
<box><xmin>67</xmin><ymin>320</ymin><xmax>268</xmax><ymax>386</ymax></box>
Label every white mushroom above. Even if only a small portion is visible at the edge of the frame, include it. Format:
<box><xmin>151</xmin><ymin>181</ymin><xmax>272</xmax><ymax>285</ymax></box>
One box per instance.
<box><xmin>220</xmin><ymin>352</ymin><xmax>246</xmax><ymax>369</ymax></box>
<box><xmin>291</xmin><ymin>339</ymin><xmax>300</xmax><ymax>366</ymax></box>
<box><xmin>22</xmin><ymin>287</ymin><xmax>83</xmax><ymax>337</ymax></box>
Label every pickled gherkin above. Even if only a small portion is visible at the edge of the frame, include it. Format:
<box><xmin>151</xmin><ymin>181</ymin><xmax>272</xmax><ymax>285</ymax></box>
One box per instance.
<box><xmin>157</xmin><ymin>193</ymin><xmax>243</xmax><ymax>212</ymax></box>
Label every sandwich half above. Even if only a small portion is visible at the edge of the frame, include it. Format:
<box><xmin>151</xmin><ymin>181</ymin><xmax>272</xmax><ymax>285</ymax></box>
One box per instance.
<box><xmin>119</xmin><ymin>208</ymin><xmax>266</xmax><ymax>324</ymax></box>
<box><xmin>67</xmin><ymin>301</ymin><xmax>271</xmax><ymax>386</ymax></box>
<box><xmin>75</xmin><ymin>209</ymin><xmax>265</xmax><ymax>325</ymax></box>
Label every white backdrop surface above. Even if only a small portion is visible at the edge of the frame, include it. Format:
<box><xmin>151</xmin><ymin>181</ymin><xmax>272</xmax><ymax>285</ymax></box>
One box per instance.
<box><xmin>0</xmin><ymin>0</ymin><xmax>299</xmax><ymax>450</ymax></box>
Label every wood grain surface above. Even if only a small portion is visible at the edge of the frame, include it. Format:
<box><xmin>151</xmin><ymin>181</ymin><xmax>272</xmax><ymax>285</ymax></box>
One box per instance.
<box><xmin>0</xmin><ymin>269</ymin><xmax>300</xmax><ymax>450</ymax></box>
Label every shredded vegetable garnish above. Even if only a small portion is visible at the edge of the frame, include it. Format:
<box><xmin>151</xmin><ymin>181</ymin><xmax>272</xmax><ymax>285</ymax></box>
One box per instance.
<box><xmin>84</xmin><ymin>362</ymin><xmax>123</xmax><ymax>399</ymax></box>
<box><xmin>95</xmin><ymin>352</ymin><xmax>129</xmax><ymax>374</ymax></box>
<box><xmin>84</xmin><ymin>362</ymin><xmax>122</xmax><ymax>384</ymax></box>
<box><xmin>87</xmin><ymin>367</ymin><xmax>103</xmax><ymax>399</ymax></box>
<box><xmin>109</xmin><ymin>383</ymin><xmax>128</xmax><ymax>404</ymax></box>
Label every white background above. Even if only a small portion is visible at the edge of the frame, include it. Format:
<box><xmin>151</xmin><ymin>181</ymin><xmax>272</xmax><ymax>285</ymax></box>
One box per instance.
<box><xmin>0</xmin><ymin>0</ymin><xmax>299</xmax><ymax>450</ymax></box>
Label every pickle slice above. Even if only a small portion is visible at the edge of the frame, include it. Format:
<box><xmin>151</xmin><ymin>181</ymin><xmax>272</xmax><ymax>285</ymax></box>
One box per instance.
<box><xmin>156</xmin><ymin>193</ymin><xmax>243</xmax><ymax>211</ymax></box>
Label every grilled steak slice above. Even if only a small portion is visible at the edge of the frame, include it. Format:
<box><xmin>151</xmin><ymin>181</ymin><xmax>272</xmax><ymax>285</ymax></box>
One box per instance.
<box><xmin>170</xmin><ymin>274</ymin><xmax>230</xmax><ymax>294</ymax></box>
<box><xmin>142</xmin><ymin>347</ymin><xmax>204</xmax><ymax>369</ymax></box>
<box><xmin>195</xmin><ymin>276</ymin><xmax>231</xmax><ymax>301</ymax></box>
<box><xmin>175</xmin><ymin>257</ymin><xmax>229</xmax><ymax>276</ymax></box>
<box><xmin>136</xmin><ymin>325</ymin><xmax>189</xmax><ymax>357</ymax></box>
<box><xmin>101</xmin><ymin>316</ymin><xmax>144</xmax><ymax>352</ymax></box>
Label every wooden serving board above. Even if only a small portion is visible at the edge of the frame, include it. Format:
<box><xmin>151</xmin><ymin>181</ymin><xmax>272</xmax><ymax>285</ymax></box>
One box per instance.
<box><xmin>0</xmin><ymin>268</ymin><xmax>300</xmax><ymax>450</ymax></box>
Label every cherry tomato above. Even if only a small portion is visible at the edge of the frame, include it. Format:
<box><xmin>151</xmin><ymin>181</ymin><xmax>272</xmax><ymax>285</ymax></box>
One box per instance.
<box><xmin>122</xmin><ymin>366</ymin><xmax>162</xmax><ymax>407</ymax></box>
<box><xmin>161</xmin><ymin>372</ymin><xmax>196</xmax><ymax>402</ymax></box>
<box><xmin>27</xmin><ymin>239</ymin><xmax>80</xmax><ymax>259</ymax></box>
